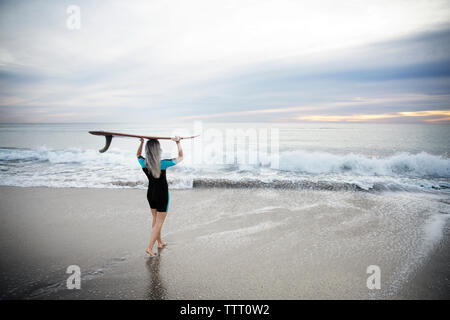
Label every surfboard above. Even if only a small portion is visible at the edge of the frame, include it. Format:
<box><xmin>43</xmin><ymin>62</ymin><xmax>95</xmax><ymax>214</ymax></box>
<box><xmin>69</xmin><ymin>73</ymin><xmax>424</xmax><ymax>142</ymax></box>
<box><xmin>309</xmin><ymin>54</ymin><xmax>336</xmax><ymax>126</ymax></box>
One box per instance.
<box><xmin>89</xmin><ymin>130</ymin><xmax>199</xmax><ymax>153</ymax></box>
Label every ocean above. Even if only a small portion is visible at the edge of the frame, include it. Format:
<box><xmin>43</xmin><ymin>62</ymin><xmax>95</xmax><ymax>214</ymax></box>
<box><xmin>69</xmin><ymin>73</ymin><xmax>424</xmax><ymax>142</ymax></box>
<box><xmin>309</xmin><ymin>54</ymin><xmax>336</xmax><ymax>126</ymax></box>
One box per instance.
<box><xmin>0</xmin><ymin>122</ymin><xmax>449</xmax><ymax>192</ymax></box>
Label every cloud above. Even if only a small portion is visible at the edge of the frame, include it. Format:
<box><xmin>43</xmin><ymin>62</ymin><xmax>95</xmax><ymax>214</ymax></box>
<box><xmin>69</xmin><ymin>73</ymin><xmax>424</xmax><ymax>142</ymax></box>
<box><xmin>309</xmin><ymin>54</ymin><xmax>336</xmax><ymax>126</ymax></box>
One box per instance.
<box><xmin>0</xmin><ymin>0</ymin><xmax>449</xmax><ymax>122</ymax></box>
<box><xmin>176</xmin><ymin>94</ymin><xmax>450</xmax><ymax>121</ymax></box>
<box><xmin>425</xmin><ymin>117</ymin><xmax>450</xmax><ymax>122</ymax></box>
<box><xmin>296</xmin><ymin>110</ymin><xmax>450</xmax><ymax>122</ymax></box>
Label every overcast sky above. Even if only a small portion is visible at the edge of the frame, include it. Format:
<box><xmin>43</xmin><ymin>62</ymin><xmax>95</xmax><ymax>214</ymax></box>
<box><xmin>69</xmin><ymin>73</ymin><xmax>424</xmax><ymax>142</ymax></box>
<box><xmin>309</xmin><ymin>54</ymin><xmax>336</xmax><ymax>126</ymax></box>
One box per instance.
<box><xmin>0</xmin><ymin>0</ymin><xmax>449</xmax><ymax>123</ymax></box>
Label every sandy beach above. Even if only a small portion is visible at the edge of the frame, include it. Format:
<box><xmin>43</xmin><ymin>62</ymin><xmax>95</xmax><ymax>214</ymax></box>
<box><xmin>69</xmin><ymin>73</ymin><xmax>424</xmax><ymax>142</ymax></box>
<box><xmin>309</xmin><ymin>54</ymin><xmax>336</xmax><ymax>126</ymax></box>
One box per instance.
<box><xmin>0</xmin><ymin>186</ymin><xmax>448</xmax><ymax>300</ymax></box>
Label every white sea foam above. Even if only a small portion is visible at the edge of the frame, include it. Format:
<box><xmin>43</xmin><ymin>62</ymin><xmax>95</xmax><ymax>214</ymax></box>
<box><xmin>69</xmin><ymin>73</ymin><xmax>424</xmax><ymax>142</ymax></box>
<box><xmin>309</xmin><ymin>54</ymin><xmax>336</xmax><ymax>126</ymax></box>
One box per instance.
<box><xmin>0</xmin><ymin>146</ymin><xmax>449</xmax><ymax>191</ymax></box>
<box><xmin>278</xmin><ymin>150</ymin><xmax>450</xmax><ymax>177</ymax></box>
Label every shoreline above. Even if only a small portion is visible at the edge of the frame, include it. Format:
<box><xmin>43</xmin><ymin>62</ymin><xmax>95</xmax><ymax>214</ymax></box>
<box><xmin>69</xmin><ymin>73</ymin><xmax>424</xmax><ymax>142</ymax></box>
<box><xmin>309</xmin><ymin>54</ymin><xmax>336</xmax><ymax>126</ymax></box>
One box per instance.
<box><xmin>0</xmin><ymin>186</ymin><xmax>449</xmax><ymax>299</ymax></box>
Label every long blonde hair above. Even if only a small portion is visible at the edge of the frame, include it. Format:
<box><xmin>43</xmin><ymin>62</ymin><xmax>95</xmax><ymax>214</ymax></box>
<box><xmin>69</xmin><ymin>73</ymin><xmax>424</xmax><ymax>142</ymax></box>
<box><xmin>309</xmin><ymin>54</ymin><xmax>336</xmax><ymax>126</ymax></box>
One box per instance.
<box><xmin>145</xmin><ymin>139</ymin><xmax>161</xmax><ymax>178</ymax></box>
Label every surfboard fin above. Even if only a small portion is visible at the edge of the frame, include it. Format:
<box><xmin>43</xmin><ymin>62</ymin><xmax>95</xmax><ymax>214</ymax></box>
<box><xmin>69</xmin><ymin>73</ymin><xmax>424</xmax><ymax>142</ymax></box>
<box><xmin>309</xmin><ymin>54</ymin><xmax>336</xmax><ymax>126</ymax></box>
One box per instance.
<box><xmin>99</xmin><ymin>135</ymin><xmax>113</xmax><ymax>153</ymax></box>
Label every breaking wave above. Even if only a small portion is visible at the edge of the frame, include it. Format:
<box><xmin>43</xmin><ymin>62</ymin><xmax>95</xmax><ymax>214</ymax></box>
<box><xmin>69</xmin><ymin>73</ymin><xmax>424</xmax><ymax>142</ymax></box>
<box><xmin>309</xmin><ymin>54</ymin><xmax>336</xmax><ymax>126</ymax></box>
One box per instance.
<box><xmin>0</xmin><ymin>146</ymin><xmax>449</xmax><ymax>192</ymax></box>
<box><xmin>278</xmin><ymin>150</ymin><xmax>450</xmax><ymax>178</ymax></box>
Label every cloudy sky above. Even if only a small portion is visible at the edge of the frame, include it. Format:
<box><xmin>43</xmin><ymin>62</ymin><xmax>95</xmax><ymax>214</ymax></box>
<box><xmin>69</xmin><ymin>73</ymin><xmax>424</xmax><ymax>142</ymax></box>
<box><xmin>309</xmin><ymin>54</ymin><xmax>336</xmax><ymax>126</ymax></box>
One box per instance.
<box><xmin>0</xmin><ymin>0</ymin><xmax>449</xmax><ymax>123</ymax></box>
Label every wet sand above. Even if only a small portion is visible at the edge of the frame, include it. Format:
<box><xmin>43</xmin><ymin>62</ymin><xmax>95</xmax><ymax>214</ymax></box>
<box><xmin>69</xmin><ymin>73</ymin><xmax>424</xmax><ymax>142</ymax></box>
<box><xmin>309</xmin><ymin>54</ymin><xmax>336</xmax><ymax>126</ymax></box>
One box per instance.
<box><xmin>398</xmin><ymin>217</ymin><xmax>450</xmax><ymax>299</ymax></box>
<box><xmin>0</xmin><ymin>186</ymin><xmax>449</xmax><ymax>299</ymax></box>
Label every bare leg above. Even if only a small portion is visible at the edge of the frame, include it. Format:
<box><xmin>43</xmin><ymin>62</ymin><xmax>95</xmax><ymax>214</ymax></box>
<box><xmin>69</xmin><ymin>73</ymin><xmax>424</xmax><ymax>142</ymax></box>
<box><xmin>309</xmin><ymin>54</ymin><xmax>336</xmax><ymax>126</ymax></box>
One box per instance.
<box><xmin>151</xmin><ymin>209</ymin><xmax>157</xmax><ymax>228</ymax></box>
<box><xmin>151</xmin><ymin>208</ymin><xmax>166</xmax><ymax>247</ymax></box>
<box><xmin>146</xmin><ymin>224</ymin><xmax>158</xmax><ymax>256</ymax></box>
<box><xmin>146</xmin><ymin>209</ymin><xmax>158</xmax><ymax>256</ymax></box>
<box><xmin>156</xmin><ymin>211</ymin><xmax>168</xmax><ymax>248</ymax></box>
<box><xmin>147</xmin><ymin>211</ymin><xmax>167</xmax><ymax>255</ymax></box>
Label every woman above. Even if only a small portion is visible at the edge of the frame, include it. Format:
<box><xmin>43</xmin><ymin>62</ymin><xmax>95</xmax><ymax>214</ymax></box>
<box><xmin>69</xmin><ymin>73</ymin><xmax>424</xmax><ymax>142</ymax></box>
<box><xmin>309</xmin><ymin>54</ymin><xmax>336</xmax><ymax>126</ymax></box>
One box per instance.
<box><xmin>137</xmin><ymin>136</ymin><xmax>183</xmax><ymax>257</ymax></box>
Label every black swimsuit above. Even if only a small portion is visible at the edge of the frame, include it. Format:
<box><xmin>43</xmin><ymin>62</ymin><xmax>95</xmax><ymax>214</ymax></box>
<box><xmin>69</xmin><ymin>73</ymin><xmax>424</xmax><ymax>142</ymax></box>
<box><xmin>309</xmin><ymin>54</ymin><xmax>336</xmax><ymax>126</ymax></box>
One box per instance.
<box><xmin>138</xmin><ymin>156</ymin><xmax>177</xmax><ymax>212</ymax></box>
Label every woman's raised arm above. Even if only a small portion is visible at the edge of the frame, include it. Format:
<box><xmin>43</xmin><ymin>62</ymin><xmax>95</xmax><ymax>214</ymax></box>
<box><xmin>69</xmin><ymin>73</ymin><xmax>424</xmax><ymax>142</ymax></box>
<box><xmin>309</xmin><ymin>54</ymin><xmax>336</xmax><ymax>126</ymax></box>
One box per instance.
<box><xmin>137</xmin><ymin>138</ymin><xmax>144</xmax><ymax>158</ymax></box>
<box><xmin>172</xmin><ymin>136</ymin><xmax>183</xmax><ymax>163</ymax></box>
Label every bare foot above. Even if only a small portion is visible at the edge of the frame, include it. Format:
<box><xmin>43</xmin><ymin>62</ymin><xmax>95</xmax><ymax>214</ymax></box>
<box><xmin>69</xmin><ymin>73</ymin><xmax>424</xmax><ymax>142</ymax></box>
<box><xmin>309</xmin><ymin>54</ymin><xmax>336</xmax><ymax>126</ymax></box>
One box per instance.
<box><xmin>146</xmin><ymin>248</ymin><xmax>156</xmax><ymax>257</ymax></box>
<box><xmin>157</xmin><ymin>241</ymin><xmax>167</xmax><ymax>249</ymax></box>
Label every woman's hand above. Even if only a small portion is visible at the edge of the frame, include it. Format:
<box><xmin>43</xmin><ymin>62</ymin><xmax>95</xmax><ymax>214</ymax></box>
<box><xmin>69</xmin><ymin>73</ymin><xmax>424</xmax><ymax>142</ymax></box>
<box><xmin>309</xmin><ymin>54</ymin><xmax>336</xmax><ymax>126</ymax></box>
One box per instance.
<box><xmin>171</xmin><ymin>136</ymin><xmax>181</xmax><ymax>143</ymax></box>
<box><xmin>139</xmin><ymin>138</ymin><xmax>144</xmax><ymax>143</ymax></box>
